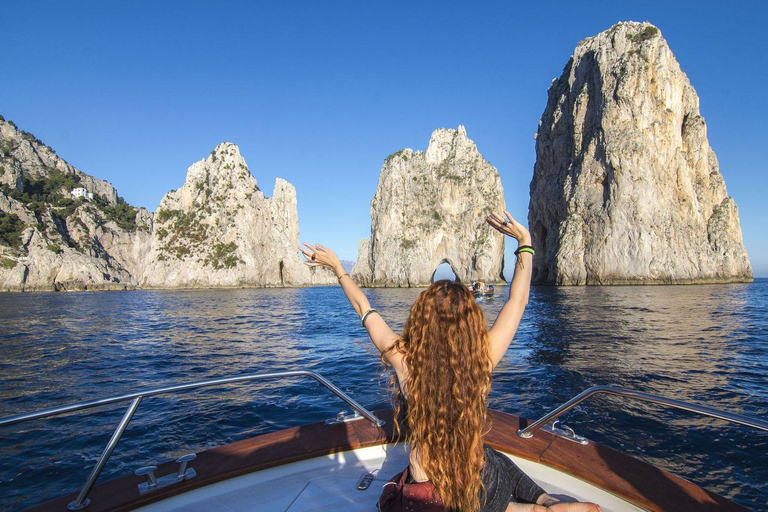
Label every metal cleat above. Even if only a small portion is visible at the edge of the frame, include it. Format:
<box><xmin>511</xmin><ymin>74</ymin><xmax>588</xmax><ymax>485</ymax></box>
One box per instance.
<box><xmin>541</xmin><ymin>420</ymin><xmax>589</xmax><ymax>445</ymax></box>
<box><xmin>326</xmin><ymin>410</ymin><xmax>364</xmax><ymax>425</ymax></box>
<box><xmin>136</xmin><ymin>454</ymin><xmax>197</xmax><ymax>494</ymax></box>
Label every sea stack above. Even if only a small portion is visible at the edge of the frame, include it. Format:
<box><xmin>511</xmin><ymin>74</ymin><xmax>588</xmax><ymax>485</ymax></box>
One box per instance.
<box><xmin>141</xmin><ymin>143</ymin><xmax>334</xmax><ymax>288</ymax></box>
<box><xmin>353</xmin><ymin>126</ymin><xmax>506</xmax><ymax>287</ymax></box>
<box><xmin>528</xmin><ymin>22</ymin><xmax>752</xmax><ymax>285</ymax></box>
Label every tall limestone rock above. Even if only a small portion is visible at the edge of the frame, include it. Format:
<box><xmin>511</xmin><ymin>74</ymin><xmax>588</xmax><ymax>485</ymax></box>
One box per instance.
<box><xmin>141</xmin><ymin>143</ymin><xmax>334</xmax><ymax>288</ymax></box>
<box><xmin>0</xmin><ymin>116</ymin><xmax>151</xmax><ymax>291</ymax></box>
<box><xmin>529</xmin><ymin>22</ymin><xmax>752</xmax><ymax>285</ymax></box>
<box><xmin>353</xmin><ymin>126</ymin><xmax>505</xmax><ymax>287</ymax></box>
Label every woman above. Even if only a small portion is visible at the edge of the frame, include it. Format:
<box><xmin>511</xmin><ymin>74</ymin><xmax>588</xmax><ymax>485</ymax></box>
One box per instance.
<box><xmin>300</xmin><ymin>211</ymin><xmax>600</xmax><ymax>512</ymax></box>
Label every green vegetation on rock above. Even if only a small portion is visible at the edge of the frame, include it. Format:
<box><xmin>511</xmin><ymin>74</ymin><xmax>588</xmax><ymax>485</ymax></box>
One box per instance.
<box><xmin>1</xmin><ymin>140</ymin><xmax>18</xmax><ymax>157</ymax></box>
<box><xmin>53</xmin><ymin>197</ymin><xmax>85</xmax><ymax>219</ymax></box>
<box><xmin>627</xmin><ymin>25</ymin><xmax>659</xmax><ymax>42</ymax></box>
<box><xmin>93</xmin><ymin>195</ymin><xmax>139</xmax><ymax>232</ymax></box>
<box><xmin>155</xmin><ymin>209</ymin><xmax>175</xmax><ymax>223</ymax></box>
<box><xmin>385</xmin><ymin>149</ymin><xmax>408</xmax><ymax>163</ymax></box>
<box><xmin>155</xmin><ymin>206</ymin><xmax>243</xmax><ymax>269</ymax></box>
<box><xmin>156</xmin><ymin>208</ymin><xmax>209</xmax><ymax>260</ymax></box>
<box><xmin>0</xmin><ymin>167</ymin><xmax>138</xmax><ymax>231</ymax></box>
<box><xmin>1</xmin><ymin>258</ymin><xmax>17</xmax><ymax>269</ymax></box>
<box><xmin>206</xmin><ymin>242</ymin><xmax>241</xmax><ymax>269</ymax></box>
<box><xmin>0</xmin><ymin>211</ymin><xmax>25</xmax><ymax>247</ymax></box>
<box><xmin>0</xmin><ymin>168</ymin><xmax>83</xmax><ymax>226</ymax></box>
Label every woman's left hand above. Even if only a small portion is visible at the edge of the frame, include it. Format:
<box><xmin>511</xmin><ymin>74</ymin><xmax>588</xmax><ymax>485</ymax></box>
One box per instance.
<box><xmin>300</xmin><ymin>243</ymin><xmax>342</xmax><ymax>273</ymax></box>
<box><xmin>486</xmin><ymin>210</ymin><xmax>531</xmax><ymax>245</ymax></box>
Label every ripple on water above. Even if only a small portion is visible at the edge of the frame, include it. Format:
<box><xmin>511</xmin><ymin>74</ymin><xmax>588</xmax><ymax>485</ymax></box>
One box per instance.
<box><xmin>0</xmin><ymin>282</ymin><xmax>767</xmax><ymax>510</ymax></box>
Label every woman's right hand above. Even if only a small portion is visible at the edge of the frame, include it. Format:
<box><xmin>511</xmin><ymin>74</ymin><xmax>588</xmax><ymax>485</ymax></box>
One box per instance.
<box><xmin>300</xmin><ymin>243</ymin><xmax>343</xmax><ymax>274</ymax></box>
<box><xmin>486</xmin><ymin>211</ymin><xmax>531</xmax><ymax>245</ymax></box>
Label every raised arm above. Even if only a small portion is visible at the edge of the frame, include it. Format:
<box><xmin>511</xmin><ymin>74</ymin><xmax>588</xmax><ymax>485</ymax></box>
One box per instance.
<box><xmin>485</xmin><ymin>212</ymin><xmax>533</xmax><ymax>368</ymax></box>
<box><xmin>299</xmin><ymin>243</ymin><xmax>403</xmax><ymax>369</ymax></box>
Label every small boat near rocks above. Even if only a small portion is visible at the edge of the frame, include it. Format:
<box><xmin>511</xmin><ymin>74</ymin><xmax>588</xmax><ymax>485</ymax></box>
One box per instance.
<box><xmin>470</xmin><ymin>280</ymin><xmax>495</xmax><ymax>299</ymax></box>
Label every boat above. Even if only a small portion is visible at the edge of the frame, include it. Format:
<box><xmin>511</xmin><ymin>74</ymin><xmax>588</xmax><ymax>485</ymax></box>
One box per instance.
<box><xmin>1</xmin><ymin>370</ymin><xmax>766</xmax><ymax>511</ymax></box>
<box><xmin>470</xmin><ymin>280</ymin><xmax>495</xmax><ymax>299</ymax></box>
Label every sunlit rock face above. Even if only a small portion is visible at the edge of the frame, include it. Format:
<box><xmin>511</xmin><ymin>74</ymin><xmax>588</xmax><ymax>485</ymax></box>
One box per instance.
<box><xmin>353</xmin><ymin>126</ymin><xmax>506</xmax><ymax>287</ymax></box>
<box><xmin>0</xmin><ymin>115</ymin><xmax>332</xmax><ymax>291</ymax></box>
<box><xmin>529</xmin><ymin>22</ymin><xmax>752</xmax><ymax>285</ymax></box>
<box><xmin>0</xmin><ymin>120</ymin><xmax>119</xmax><ymax>203</ymax></box>
<box><xmin>0</xmin><ymin>117</ymin><xmax>149</xmax><ymax>291</ymax></box>
<box><xmin>141</xmin><ymin>143</ymin><xmax>334</xmax><ymax>288</ymax></box>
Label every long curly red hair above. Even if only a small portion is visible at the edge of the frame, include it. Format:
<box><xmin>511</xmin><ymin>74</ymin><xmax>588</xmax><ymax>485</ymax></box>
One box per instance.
<box><xmin>383</xmin><ymin>280</ymin><xmax>493</xmax><ymax>511</ymax></box>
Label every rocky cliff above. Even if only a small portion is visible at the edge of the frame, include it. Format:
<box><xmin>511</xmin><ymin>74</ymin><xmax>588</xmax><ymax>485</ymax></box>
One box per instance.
<box><xmin>528</xmin><ymin>22</ymin><xmax>752</xmax><ymax>285</ymax></box>
<box><xmin>0</xmin><ymin>116</ymin><xmax>332</xmax><ymax>290</ymax></box>
<box><xmin>0</xmin><ymin>116</ymin><xmax>150</xmax><ymax>291</ymax></box>
<box><xmin>353</xmin><ymin>126</ymin><xmax>506</xmax><ymax>286</ymax></box>
<box><xmin>141</xmin><ymin>142</ymin><xmax>333</xmax><ymax>288</ymax></box>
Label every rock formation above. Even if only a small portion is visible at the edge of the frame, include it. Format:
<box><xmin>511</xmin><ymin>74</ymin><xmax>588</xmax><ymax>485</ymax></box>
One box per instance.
<box><xmin>141</xmin><ymin>142</ymin><xmax>334</xmax><ymax>288</ymax></box>
<box><xmin>528</xmin><ymin>22</ymin><xmax>752</xmax><ymax>285</ymax></box>
<box><xmin>353</xmin><ymin>126</ymin><xmax>506</xmax><ymax>287</ymax></box>
<box><xmin>0</xmin><ymin>116</ymin><xmax>332</xmax><ymax>291</ymax></box>
<box><xmin>0</xmin><ymin>117</ymin><xmax>150</xmax><ymax>291</ymax></box>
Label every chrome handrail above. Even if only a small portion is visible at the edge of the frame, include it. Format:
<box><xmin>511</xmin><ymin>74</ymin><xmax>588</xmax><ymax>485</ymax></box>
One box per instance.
<box><xmin>0</xmin><ymin>370</ymin><xmax>385</xmax><ymax>510</ymax></box>
<box><xmin>518</xmin><ymin>385</ymin><xmax>768</xmax><ymax>439</ymax></box>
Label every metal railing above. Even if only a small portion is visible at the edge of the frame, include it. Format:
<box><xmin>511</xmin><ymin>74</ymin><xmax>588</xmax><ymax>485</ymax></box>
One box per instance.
<box><xmin>518</xmin><ymin>385</ymin><xmax>768</xmax><ymax>440</ymax></box>
<box><xmin>0</xmin><ymin>370</ymin><xmax>385</xmax><ymax>511</ymax></box>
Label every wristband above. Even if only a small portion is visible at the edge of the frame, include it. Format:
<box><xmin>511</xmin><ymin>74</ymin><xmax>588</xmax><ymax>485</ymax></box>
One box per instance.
<box><xmin>514</xmin><ymin>245</ymin><xmax>535</xmax><ymax>256</ymax></box>
<box><xmin>337</xmin><ymin>273</ymin><xmax>350</xmax><ymax>282</ymax></box>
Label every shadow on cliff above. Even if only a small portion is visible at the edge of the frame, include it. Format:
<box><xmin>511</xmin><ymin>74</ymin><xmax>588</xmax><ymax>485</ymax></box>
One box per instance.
<box><xmin>531</xmin><ymin>49</ymin><xmax>617</xmax><ymax>285</ymax></box>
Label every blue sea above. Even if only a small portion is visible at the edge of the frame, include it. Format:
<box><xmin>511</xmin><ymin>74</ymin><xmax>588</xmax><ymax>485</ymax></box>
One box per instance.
<box><xmin>1</xmin><ymin>280</ymin><xmax>767</xmax><ymax>511</ymax></box>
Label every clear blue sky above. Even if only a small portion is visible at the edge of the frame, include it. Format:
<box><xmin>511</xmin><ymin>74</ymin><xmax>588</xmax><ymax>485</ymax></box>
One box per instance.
<box><xmin>2</xmin><ymin>1</ymin><xmax>766</xmax><ymax>277</ymax></box>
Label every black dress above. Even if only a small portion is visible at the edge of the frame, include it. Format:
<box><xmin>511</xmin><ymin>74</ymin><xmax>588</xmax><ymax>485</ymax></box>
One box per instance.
<box><xmin>404</xmin><ymin>445</ymin><xmax>546</xmax><ymax>511</ymax></box>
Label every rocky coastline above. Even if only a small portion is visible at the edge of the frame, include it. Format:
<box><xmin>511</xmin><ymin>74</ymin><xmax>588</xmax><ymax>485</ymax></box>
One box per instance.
<box><xmin>0</xmin><ymin>118</ymin><xmax>333</xmax><ymax>291</ymax></box>
<box><xmin>0</xmin><ymin>21</ymin><xmax>753</xmax><ymax>291</ymax></box>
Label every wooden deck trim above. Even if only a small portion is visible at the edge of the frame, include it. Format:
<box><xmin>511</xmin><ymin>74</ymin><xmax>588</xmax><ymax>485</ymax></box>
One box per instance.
<box><xmin>485</xmin><ymin>411</ymin><xmax>747</xmax><ymax>512</ymax></box>
<box><xmin>28</xmin><ymin>410</ymin><xmax>747</xmax><ymax>512</ymax></box>
<box><xmin>29</xmin><ymin>410</ymin><xmax>397</xmax><ymax>512</ymax></box>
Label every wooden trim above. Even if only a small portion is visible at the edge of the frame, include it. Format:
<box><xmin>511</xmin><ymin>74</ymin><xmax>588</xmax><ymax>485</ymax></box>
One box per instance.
<box><xmin>28</xmin><ymin>410</ymin><xmax>747</xmax><ymax>512</ymax></box>
<box><xmin>485</xmin><ymin>411</ymin><xmax>748</xmax><ymax>512</ymax></box>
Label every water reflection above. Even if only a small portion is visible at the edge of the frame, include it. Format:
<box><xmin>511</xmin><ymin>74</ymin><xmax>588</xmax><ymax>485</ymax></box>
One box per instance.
<box><xmin>523</xmin><ymin>284</ymin><xmax>751</xmax><ymax>400</ymax></box>
<box><xmin>0</xmin><ymin>281</ymin><xmax>766</xmax><ymax>510</ymax></box>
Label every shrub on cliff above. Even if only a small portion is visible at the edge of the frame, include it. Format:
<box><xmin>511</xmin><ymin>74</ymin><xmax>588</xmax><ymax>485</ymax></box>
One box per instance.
<box><xmin>0</xmin><ymin>211</ymin><xmax>25</xmax><ymax>247</ymax></box>
<box><xmin>93</xmin><ymin>195</ymin><xmax>139</xmax><ymax>232</ymax></box>
<box><xmin>1</xmin><ymin>168</ymin><xmax>82</xmax><ymax>205</ymax></box>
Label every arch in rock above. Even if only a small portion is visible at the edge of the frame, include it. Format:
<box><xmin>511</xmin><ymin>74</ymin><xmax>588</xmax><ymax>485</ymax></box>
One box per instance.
<box><xmin>431</xmin><ymin>260</ymin><xmax>459</xmax><ymax>283</ymax></box>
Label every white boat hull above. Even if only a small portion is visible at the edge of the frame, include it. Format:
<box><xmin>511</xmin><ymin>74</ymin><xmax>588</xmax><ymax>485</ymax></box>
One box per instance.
<box><xmin>137</xmin><ymin>444</ymin><xmax>644</xmax><ymax>511</ymax></box>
